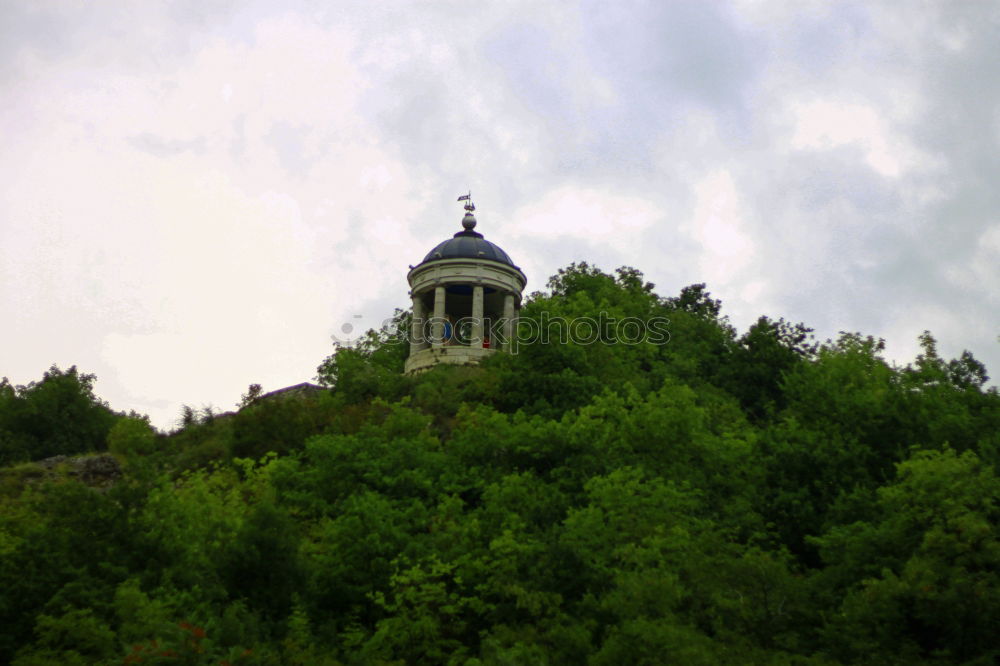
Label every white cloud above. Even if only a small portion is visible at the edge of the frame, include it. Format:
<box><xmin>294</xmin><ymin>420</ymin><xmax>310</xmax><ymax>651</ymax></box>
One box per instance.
<box><xmin>788</xmin><ymin>100</ymin><xmax>916</xmax><ymax>178</ymax></box>
<box><xmin>687</xmin><ymin>169</ymin><xmax>754</xmax><ymax>282</ymax></box>
<box><xmin>945</xmin><ymin>225</ymin><xmax>1000</xmax><ymax>302</ymax></box>
<box><xmin>509</xmin><ymin>187</ymin><xmax>660</xmax><ymax>240</ymax></box>
<box><xmin>503</xmin><ymin>186</ymin><xmax>663</xmax><ymax>284</ymax></box>
<box><xmin>0</xmin><ymin>10</ymin><xmax>431</xmax><ymax>426</ymax></box>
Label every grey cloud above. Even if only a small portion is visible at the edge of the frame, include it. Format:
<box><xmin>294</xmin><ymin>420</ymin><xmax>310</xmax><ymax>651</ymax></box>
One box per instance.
<box><xmin>127</xmin><ymin>133</ymin><xmax>206</xmax><ymax>158</ymax></box>
<box><xmin>580</xmin><ymin>0</ymin><xmax>763</xmax><ymax>108</ymax></box>
<box><xmin>266</xmin><ymin>122</ymin><xmax>319</xmax><ymax>179</ymax></box>
<box><xmin>6</xmin><ymin>0</ymin><xmax>1000</xmax><ymax>429</ymax></box>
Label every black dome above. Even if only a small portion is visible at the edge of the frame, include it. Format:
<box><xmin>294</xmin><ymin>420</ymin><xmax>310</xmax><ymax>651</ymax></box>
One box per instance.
<box><xmin>419</xmin><ymin>229</ymin><xmax>518</xmax><ymax>268</ymax></box>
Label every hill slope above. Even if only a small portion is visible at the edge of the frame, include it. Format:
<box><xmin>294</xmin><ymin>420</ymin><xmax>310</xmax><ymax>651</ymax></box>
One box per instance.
<box><xmin>1</xmin><ymin>263</ymin><xmax>999</xmax><ymax>664</ymax></box>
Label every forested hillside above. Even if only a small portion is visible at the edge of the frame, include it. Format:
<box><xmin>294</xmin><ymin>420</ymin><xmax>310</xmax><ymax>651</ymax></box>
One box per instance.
<box><xmin>2</xmin><ymin>263</ymin><xmax>999</xmax><ymax>665</ymax></box>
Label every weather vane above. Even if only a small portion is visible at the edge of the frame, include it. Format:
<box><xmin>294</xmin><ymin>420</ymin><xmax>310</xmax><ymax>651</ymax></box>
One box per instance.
<box><xmin>457</xmin><ymin>191</ymin><xmax>475</xmax><ymax>212</ymax></box>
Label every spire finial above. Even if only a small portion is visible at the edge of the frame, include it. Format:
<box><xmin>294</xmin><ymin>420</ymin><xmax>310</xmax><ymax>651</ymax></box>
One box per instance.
<box><xmin>457</xmin><ymin>191</ymin><xmax>475</xmax><ymax>212</ymax></box>
<box><xmin>457</xmin><ymin>191</ymin><xmax>477</xmax><ymax>231</ymax></box>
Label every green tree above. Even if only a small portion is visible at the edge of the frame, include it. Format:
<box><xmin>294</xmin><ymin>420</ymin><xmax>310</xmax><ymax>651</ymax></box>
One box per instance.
<box><xmin>316</xmin><ymin>308</ymin><xmax>411</xmax><ymax>403</ymax></box>
<box><xmin>107</xmin><ymin>415</ymin><xmax>157</xmax><ymax>458</ymax></box>
<box><xmin>718</xmin><ymin>316</ymin><xmax>816</xmax><ymax>421</ymax></box>
<box><xmin>12</xmin><ymin>608</ymin><xmax>117</xmax><ymax>666</ymax></box>
<box><xmin>0</xmin><ymin>480</ymin><xmax>134</xmax><ymax>663</ymax></box>
<box><xmin>814</xmin><ymin>448</ymin><xmax>1000</xmax><ymax>664</ymax></box>
<box><xmin>0</xmin><ymin>366</ymin><xmax>118</xmax><ymax>464</ymax></box>
<box><xmin>230</xmin><ymin>394</ymin><xmax>324</xmax><ymax>459</ymax></box>
<box><xmin>363</xmin><ymin>556</ymin><xmax>490</xmax><ymax>665</ymax></box>
<box><xmin>657</xmin><ymin>283</ymin><xmax>737</xmax><ymax>387</ymax></box>
<box><xmin>223</xmin><ymin>501</ymin><xmax>302</xmax><ymax>621</ymax></box>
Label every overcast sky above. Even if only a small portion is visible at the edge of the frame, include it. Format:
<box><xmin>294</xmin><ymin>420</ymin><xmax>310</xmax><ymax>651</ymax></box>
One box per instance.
<box><xmin>2</xmin><ymin>0</ymin><xmax>998</xmax><ymax>429</ymax></box>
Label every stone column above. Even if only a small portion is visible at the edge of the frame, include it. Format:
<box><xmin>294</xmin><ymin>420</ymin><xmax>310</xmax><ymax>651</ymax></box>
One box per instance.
<box><xmin>512</xmin><ymin>301</ymin><xmax>520</xmax><ymax>351</ymax></box>
<box><xmin>471</xmin><ymin>285</ymin><xmax>484</xmax><ymax>348</ymax></box>
<box><xmin>502</xmin><ymin>292</ymin><xmax>515</xmax><ymax>352</ymax></box>
<box><xmin>410</xmin><ymin>293</ymin><xmax>426</xmax><ymax>354</ymax></box>
<box><xmin>432</xmin><ymin>285</ymin><xmax>446</xmax><ymax>348</ymax></box>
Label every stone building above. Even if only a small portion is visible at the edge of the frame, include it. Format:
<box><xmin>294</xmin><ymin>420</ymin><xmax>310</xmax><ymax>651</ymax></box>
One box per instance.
<box><xmin>404</xmin><ymin>197</ymin><xmax>527</xmax><ymax>374</ymax></box>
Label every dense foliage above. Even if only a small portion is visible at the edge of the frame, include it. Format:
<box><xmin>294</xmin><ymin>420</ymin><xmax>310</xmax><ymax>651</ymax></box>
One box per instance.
<box><xmin>2</xmin><ymin>263</ymin><xmax>999</xmax><ymax>664</ymax></box>
<box><xmin>0</xmin><ymin>365</ymin><xmax>118</xmax><ymax>466</ymax></box>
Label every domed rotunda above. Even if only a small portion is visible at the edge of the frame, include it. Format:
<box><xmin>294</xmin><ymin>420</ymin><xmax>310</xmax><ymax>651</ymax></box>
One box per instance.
<box><xmin>404</xmin><ymin>195</ymin><xmax>527</xmax><ymax>374</ymax></box>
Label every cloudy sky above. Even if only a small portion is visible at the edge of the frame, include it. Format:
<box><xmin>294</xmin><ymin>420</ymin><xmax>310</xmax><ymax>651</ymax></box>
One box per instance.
<box><xmin>2</xmin><ymin>0</ymin><xmax>998</xmax><ymax>429</ymax></box>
